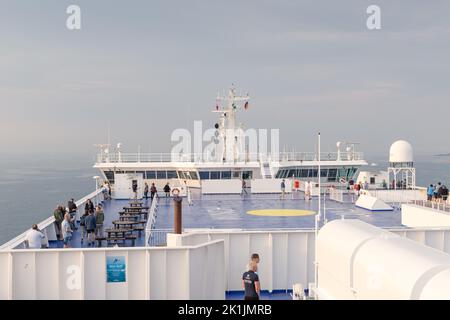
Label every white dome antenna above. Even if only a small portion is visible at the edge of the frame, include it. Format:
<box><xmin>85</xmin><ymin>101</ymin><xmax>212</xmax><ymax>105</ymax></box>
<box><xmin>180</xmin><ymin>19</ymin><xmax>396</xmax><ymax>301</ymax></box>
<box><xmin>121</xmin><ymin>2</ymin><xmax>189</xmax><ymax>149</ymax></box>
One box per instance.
<box><xmin>388</xmin><ymin>140</ymin><xmax>415</xmax><ymax>190</ymax></box>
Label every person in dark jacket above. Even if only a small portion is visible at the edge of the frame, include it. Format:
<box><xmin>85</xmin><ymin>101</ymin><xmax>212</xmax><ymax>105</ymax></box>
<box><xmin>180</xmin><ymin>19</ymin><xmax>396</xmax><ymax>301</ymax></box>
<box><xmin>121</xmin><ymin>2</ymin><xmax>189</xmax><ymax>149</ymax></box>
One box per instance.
<box><xmin>163</xmin><ymin>183</ymin><xmax>171</xmax><ymax>197</ymax></box>
<box><xmin>143</xmin><ymin>182</ymin><xmax>149</xmax><ymax>199</ymax></box>
<box><xmin>84</xmin><ymin>211</ymin><xmax>96</xmax><ymax>246</ymax></box>
<box><xmin>150</xmin><ymin>183</ymin><xmax>157</xmax><ymax>200</ymax></box>
<box><xmin>85</xmin><ymin>199</ymin><xmax>94</xmax><ymax>214</ymax></box>
<box><xmin>67</xmin><ymin>199</ymin><xmax>78</xmax><ymax>231</ymax></box>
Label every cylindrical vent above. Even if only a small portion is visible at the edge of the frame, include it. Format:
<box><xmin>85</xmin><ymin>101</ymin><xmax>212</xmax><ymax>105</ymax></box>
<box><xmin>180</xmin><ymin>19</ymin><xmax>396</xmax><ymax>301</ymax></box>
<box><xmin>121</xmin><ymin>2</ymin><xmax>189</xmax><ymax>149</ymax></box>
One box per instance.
<box><xmin>173</xmin><ymin>198</ymin><xmax>182</xmax><ymax>234</ymax></box>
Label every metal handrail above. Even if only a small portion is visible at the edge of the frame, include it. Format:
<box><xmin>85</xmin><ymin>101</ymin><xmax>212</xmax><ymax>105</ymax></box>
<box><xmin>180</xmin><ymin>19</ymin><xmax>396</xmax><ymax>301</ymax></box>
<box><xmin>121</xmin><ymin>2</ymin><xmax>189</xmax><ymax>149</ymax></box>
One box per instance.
<box><xmin>145</xmin><ymin>197</ymin><xmax>159</xmax><ymax>246</ymax></box>
<box><xmin>410</xmin><ymin>200</ymin><xmax>450</xmax><ymax>214</ymax></box>
<box><xmin>96</xmin><ymin>151</ymin><xmax>365</xmax><ymax>163</ymax></box>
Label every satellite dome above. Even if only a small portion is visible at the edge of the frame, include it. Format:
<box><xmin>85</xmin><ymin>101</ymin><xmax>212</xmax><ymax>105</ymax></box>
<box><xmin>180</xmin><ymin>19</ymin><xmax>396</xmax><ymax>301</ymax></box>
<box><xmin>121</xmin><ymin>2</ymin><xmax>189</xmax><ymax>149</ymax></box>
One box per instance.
<box><xmin>389</xmin><ymin>140</ymin><xmax>413</xmax><ymax>163</ymax></box>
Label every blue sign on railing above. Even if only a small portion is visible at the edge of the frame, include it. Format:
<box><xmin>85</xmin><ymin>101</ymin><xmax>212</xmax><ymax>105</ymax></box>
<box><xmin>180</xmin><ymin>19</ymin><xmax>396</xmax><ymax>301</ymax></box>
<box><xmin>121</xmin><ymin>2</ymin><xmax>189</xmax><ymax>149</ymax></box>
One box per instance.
<box><xmin>106</xmin><ymin>256</ymin><xmax>126</xmax><ymax>283</ymax></box>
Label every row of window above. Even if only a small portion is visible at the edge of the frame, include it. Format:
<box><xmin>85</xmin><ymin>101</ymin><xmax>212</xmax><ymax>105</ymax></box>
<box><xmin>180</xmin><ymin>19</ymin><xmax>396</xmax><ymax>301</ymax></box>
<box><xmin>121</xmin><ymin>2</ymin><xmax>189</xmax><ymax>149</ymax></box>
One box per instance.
<box><xmin>275</xmin><ymin>167</ymin><xmax>358</xmax><ymax>181</ymax></box>
<box><xmin>198</xmin><ymin>171</ymin><xmax>253</xmax><ymax>180</ymax></box>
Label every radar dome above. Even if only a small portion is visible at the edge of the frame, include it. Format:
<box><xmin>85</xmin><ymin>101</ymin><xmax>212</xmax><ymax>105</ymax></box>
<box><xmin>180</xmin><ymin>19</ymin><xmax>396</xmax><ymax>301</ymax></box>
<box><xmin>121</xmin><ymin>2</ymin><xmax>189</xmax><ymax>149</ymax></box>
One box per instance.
<box><xmin>389</xmin><ymin>140</ymin><xmax>413</xmax><ymax>163</ymax></box>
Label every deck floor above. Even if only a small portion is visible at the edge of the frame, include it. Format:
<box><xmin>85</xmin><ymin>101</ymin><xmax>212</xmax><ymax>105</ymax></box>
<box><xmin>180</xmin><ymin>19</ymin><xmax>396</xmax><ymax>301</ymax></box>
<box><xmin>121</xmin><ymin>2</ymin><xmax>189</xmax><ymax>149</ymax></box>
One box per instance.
<box><xmin>49</xmin><ymin>189</ymin><xmax>403</xmax><ymax>249</ymax></box>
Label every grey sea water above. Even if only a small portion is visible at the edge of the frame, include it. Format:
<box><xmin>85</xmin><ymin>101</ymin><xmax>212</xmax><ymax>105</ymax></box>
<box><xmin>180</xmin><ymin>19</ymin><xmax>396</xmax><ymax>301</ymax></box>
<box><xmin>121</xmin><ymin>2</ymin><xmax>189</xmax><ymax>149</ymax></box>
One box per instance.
<box><xmin>0</xmin><ymin>153</ymin><xmax>448</xmax><ymax>245</ymax></box>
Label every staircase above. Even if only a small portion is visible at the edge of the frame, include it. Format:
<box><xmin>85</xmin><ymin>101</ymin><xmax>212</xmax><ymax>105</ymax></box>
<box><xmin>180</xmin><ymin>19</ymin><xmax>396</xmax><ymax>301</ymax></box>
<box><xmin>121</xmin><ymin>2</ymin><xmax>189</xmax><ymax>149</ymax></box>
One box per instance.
<box><xmin>260</xmin><ymin>162</ymin><xmax>272</xmax><ymax>179</ymax></box>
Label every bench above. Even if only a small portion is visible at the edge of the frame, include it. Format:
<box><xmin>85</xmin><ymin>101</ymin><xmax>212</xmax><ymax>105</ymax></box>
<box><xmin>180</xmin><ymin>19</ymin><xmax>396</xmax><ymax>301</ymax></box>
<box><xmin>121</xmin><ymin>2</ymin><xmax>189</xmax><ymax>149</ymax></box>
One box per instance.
<box><xmin>125</xmin><ymin>234</ymin><xmax>137</xmax><ymax>246</ymax></box>
<box><xmin>132</xmin><ymin>226</ymin><xmax>144</xmax><ymax>236</ymax></box>
<box><xmin>95</xmin><ymin>236</ymin><xmax>106</xmax><ymax>247</ymax></box>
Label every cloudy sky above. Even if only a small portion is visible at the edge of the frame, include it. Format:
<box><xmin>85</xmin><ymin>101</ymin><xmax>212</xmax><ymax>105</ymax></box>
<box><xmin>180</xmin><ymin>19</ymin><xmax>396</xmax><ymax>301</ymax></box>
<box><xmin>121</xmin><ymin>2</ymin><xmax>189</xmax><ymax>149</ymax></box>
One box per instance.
<box><xmin>1</xmin><ymin>0</ymin><xmax>449</xmax><ymax>157</ymax></box>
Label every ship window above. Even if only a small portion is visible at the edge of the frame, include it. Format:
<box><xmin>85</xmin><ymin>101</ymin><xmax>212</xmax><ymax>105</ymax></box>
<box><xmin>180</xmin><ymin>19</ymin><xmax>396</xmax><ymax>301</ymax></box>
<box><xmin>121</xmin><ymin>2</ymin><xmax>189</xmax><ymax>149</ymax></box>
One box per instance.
<box><xmin>320</xmin><ymin>169</ymin><xmax>328</xmax><ymax>178</ymax></box>
<box><xmin>299</xmin><ymin>169</ymin><xmax>309</xmax><ymax>178</ymax></box>
<box><xmin>199</xmin><ymin>171</ymin><xmax>210</xmax><ymax>180</ymax></box>
<box><xmin>167</xmin><ymin>171</ymin><xmax>177</xmax><ymax>179</ymax></box>
<box><xmin>210</xmin><ymin>171</ymin><xmax>220</xmax><ymax>179</ymax></box>
<box><xmin>221</xmin><ymin>171</ymin><xmax>231</xmax><ymax>179</ymax></box>
<box><xmin>157</xmin><ymin>171</ymin><xmax>167</xmax><ymax>179</ymax></box>
<box><xmin>190</xmin><ymin>171</ymin><xmax>198</xmax><ymax>180</ymax></box>
<box><xmin>370</xmin><ymin>177</ymin><xmax>376</xmax><ymax>184</ymax></box>
<box><xmin>104</xmin><ymin>171</ymin><xmax>115</xmax><ymax>183</ymax></box>
<box><xmin>310</xmin><ymin>169</ymin><xmax>318</xmax><ymax>178</ymax></box>
<box><xmin>233</xmin><ymin>171</ymin><xmax>241</xmax><ymax>178</ymax></box>
<box><xmin>145</xmin><ymin>171</ymin><xmax>156</xmax><ymax>179</ymax></box>
<box><xmin>288</xmin><ymin>169</ymin><xmax>296</xmax><ymax>178</ymax></box>
<box><xmin>328</xmin><ymin>169</ymin><xmax>337</xmax><ymax>182</ymax></box>
<box><xmin>177</xmin><ymin>171</ymin><xmax>185</xmax><ymax>179</ymax></box>
<box><xmin>242</xmin><ymin>171</ymin><xmax>252</xmax><ymax>179</ymax></box>
<box><xmin>136</xmin><ymin>171</ymin><xmax>145</xmax><ymax>178</ymax></box>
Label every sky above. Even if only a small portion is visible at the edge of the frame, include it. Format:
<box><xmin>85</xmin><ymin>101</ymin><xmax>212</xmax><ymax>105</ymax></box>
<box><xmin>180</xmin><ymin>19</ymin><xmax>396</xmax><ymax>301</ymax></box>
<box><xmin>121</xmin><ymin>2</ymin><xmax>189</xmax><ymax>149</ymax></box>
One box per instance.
<box><xmin>0</xmin><ymin>0</ymin><xmax>449</xmax><ymax>158</ymax></box>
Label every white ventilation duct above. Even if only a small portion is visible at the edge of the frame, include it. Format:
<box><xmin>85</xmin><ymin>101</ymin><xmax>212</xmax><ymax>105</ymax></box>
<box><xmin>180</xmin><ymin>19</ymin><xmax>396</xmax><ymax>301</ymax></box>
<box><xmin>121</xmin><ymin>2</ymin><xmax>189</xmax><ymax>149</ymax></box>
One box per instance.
<box><xmin>317</xmin><ymin>219</ymin><xmax>450</xmax><ymax>299</ymax></box>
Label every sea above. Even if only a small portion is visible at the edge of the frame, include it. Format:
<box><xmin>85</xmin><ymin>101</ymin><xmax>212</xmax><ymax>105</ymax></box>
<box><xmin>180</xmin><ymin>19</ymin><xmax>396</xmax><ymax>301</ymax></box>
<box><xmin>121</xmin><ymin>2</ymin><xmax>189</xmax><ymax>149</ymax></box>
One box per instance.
<box><xmin>0</xmin><ymin>153</ymin><xmax>448</xmax><ymax>245</ymax></box>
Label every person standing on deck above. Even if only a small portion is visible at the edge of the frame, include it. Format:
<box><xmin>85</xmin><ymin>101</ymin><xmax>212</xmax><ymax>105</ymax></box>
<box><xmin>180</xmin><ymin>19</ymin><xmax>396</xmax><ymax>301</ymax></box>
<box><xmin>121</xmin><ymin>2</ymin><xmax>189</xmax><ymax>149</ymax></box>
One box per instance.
<box><xmin>164</xmin><ymin>182</ymin><xmax>171</xmax><ymax>197</ymax></box>
<box><xmin>25</xmin><ymin>224</ymin><xmax>45</xmax><ymax>249</ymax></box>
<box><xmin>67</xmin><ymin>198</ymin><xmax>78</xmax><ymax>231</ymax></box>
<box><xmin>150</xmin><ymin>183</ymin><xmax>157</xmax><ymax>200</ymax></box>
<box><xmin>280</xmin><ymin>179</ymin><xmax>286</xmax><ymax>200</ymax></box>
<box><xmin>85</xmin><ymin>199</ymin><xmax>94</xmax><ymax>214</ymax></box>
<box><xmin>241</xmin><ymin>179</ymin><xmax>248</xmax><ymax>195</ymax></box>
<box><xmin>84</xmin><ymin>210</ymin><xmax>97</xmax><ymax>246</ymax></box>
<box><xmin>53</xmin><ymin>205</ymin><xmax>64</xmax><ymax>240</ymax></box>
<box><xmin>79</xmin><ymin>211</ymin><xmax>88</xmax><ymax>244</ymax></box>
<box><xmin>305</xmin><ymin>180</ymin><xmax>312</xmax><ymax>200</ymax></box>
<box><xmin>143</xmin><ymin>182</ymin><xmax>149</xmax><ymax>199</ymax></box>
<box><xmin>242</xmin><ymin>261</ymin><xmax>260</xmax><ymax>300</ymax></box>
<box><xmin>95</xmin><ymin>204</ymin><xmax>104</xmax><ymax>237</ymax></box>
<box><xmin>427</xmin><ymin>184</ymin><xmax>434</xmax><ymax>201</ymax></box>
<box><xmin>61</xmin><ymin>213</ymin><xmax>73</xmax><ymax>248</ymax></box>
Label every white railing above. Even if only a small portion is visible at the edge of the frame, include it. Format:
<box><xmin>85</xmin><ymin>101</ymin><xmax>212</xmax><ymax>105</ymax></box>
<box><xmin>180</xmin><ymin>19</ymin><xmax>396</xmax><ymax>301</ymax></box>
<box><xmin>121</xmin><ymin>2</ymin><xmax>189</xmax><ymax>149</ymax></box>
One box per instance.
<box><xmin>145</xmin><ymin>197</ymin><xmax>159</xmax><ymax>246</ymax></box>
<box><xmin>0</xmin><ymin>187</ymin><xmax>106</xmax><ymax>250</ymax></box>
<box><xmin>410</xmin><ymin>200</ymin><xmax>450</xmax><ymax>214</ymax></box>
<box><xmin>329</xmin><ymin>187</ymin><xmax>345</xmax><ymax>203</ymax></box>
<box><xmin>364</xmin><ymin>188</ymin><xmax>427</xmax><ymax>204</ymax></box>
<box><xmin>96</xmin><ymin>151</ymin><xmax>365</xmax><ymax>164</ymax></box>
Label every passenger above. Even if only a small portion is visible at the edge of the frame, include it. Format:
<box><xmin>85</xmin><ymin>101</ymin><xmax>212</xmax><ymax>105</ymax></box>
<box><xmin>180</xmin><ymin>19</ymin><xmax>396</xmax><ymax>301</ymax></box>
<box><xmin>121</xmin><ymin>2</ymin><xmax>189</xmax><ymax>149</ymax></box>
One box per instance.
<box><xmin>427</xmin><ymin>184</ymin><xmax>434</xmax><ymax>201</ymax></box>
<box><xmin>143</xmin><ymin>182</ymin><xmax>149</xmax><ymax>199</ymax></box>
<box><xmin>163</xmin><ymin>182</ymin><xmax>171</xmax><ymax>197</ymax></box>
<box><xmin>381</xmin><ymin>179</ymin><xmax>387</xmax><ymax>189</ymax></box>
<box><xmin>441</xmin><ymin>184</ymin><xmax>449</xmax><ymax>202</ymax></box>
<box><xmin>242</xmin><ymin>261</ymin><xmax>260</xmax><ymax>300</ymax></box>
<box><xmin>67</xmin><ymin>198</ymin><xmax>78</xmax><ymax>231</ymax></box>
<box><xmin>25</xmin><ymin>224</ymin><xmax>45</xmax><ymax>249</ymax></box>
<box><xmin>280</xmin><ymin>179</ymin><xmax>286</xmax><ymax>200</ymax></box>
<box><xmin>53</xmin><ymin>205</ymin><xmax>64</xmax><ymax>240</ymax></box>
<box><xmin>79</xmin><ymin>211</ymin><xmax>88</xmax><ymax>244</ymax></box>
<box><xmin>61</xmin><ymin>213</ymin><xmax>73</xmax><ymax>248</ymax></box>
<box><xmin>305</xmin><ymin>180</ymin><xmax>312</xmax><ymax>200</ymax></box>
<box><xmin>85</xmin><ymin>199</ymin><xmax>94</xmax><ymax>214</ymax></box>
<box><xmin>132</xmin><ymin>181</ymin><xmax>138</xmax><ymax>198</ymax></box>
<box><xmin>363</xmin><ymin>181</ymin><xmax>369</xmax><ymax>190</ymax></box>
<box><xmin>354</xmin><ymin>182</ymin><xmax>361</xmax><ymax>196</ymax></box>
<box><xmin>241</xmin><ymin>179</ymin><xmax>248</xmax><ymax>195</ymax></box>
<box><xmin>95</xmin><ymin>204</ymin><xmax>104</xmax><ymax>237</ymax></box>
<box><xmin>84</xmin><ymin>210</ymin><xmax>97</xmax><ymax>246</ymax></box>
<box><xmin>434</xmin><ymin>182</ymin><xmax>442</xmax><ymax>202</ymax></box>
<box><xmin>150</xmin><ymin>183</ymin><xmax>157</xmax><ymax>200</ymax></box>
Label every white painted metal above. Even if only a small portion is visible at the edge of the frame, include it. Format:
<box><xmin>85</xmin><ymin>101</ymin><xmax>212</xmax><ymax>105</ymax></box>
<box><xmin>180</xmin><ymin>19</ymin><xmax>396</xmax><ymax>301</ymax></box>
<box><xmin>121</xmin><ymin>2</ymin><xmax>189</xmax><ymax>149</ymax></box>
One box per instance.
<box><xmin>114</xmin><ymin>173</ymin><xmax>144</xmax><ymax>199</ymax></box>
<box><xmin>201</xmin><ymin>180</ymin><xmax>242</xmax><ymax>194</ymax></box>
<box><xmin>402</xmin><ymin>203</ymin><xmax>450</xmax><ymax>227</ymax></box>
<box><xmin>317</xmin><ymin>220</ymin><xmax>450</xmax><ymax>299</ymax></box>
<box><xmin>0</xmin><ymin>240</ymin><xmax>225</xmax><ymax>300</ymax></box>
<box><xmin>389</xmin><ymin>140</ymin><xmax>414</xmax><ymax>163</ymax></box>
<box><xmin>145</xmin><ymin>198</ymin><xmax>159</xmax><ymax>246</ymax></box>
<box><xmin>251</xmin><ymin>179</ymin><xmax>292</xmax><ymax>194</ymax></box>
<box><xmin>355</xmin><ymin>193</ymin><xmax>393</xmax><ymax>211</ymax></box>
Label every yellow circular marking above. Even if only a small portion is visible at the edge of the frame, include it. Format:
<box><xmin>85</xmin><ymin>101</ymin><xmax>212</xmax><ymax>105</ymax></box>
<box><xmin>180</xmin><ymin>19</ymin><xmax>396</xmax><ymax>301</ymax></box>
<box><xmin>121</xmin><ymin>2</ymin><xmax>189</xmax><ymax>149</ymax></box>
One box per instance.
<box><xmin>246</xmin><ymin>209</ymin><xmax>316</xmax><ymax>217</ymax></box>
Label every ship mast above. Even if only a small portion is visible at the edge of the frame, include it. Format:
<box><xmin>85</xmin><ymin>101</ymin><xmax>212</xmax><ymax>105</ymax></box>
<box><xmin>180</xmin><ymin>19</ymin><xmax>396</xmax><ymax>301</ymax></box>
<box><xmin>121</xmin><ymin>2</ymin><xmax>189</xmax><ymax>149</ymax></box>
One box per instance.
<box><xmin>213</xmin><ymin>85</ymin><xmax>250</xmax><ymax>162</ymax></box>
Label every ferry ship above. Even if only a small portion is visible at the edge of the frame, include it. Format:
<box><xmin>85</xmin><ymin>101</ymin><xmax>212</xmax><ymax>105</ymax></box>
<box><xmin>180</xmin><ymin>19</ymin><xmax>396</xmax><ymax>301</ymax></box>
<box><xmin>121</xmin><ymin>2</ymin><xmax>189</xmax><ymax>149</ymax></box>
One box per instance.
<box><xmin>1</xmin><ymin>87</ymin><xmax>450</xmax><ymax>300</ymax></box>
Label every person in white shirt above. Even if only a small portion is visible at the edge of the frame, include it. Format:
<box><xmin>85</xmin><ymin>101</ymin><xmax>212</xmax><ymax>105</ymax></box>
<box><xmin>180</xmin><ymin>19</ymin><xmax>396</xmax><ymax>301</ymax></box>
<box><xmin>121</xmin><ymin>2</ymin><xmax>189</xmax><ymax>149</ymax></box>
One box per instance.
<box><xmin>61</xmin><ymin>213</ymin><xmax>73</xmax><ymax>248</ymax></box>
<box><xmin>25</xmin><ymin>224</ymin><xmax>45</xmax><ymax>249</ymax></box>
